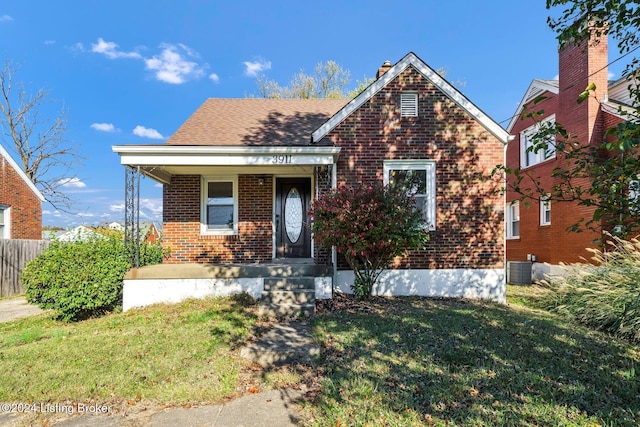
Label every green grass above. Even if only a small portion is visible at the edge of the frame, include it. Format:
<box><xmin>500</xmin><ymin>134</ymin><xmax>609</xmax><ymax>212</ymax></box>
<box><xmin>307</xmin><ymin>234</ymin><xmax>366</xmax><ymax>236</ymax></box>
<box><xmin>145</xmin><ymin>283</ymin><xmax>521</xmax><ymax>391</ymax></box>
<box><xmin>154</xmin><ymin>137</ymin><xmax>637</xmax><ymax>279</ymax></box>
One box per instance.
<box><xmin>0</xmin><ymin>294</ymin><xmax>261</xmax><ymax>405</ymax></box>
<box><xmin>307</xmin><ymin>291</ymin><xmax>640</xmax><ymax>426</ymax></box>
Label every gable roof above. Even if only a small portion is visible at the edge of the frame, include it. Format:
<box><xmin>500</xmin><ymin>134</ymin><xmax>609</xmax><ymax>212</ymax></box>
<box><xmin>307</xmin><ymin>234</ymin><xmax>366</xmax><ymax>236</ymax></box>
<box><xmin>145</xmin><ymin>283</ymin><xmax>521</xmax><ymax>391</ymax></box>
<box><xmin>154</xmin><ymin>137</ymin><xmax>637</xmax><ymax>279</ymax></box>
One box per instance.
<box><xmin>506</xmin><ymin>79</ymin><xmax>559</xmax><ymax>133</ymax></box>
<box><xmin>166</xmin><ymin>98</ymin><xmax>348</xmax><ymax>147</ymax></box>
<box><xmin>0</xmin><ymin>143</ymin><xmax>45</xmax><ymax>202</ymax></box>
<box><xmin>312</xmin><ymin>52</ymin><xmax>511</xmax><ymax>144</ymax></box>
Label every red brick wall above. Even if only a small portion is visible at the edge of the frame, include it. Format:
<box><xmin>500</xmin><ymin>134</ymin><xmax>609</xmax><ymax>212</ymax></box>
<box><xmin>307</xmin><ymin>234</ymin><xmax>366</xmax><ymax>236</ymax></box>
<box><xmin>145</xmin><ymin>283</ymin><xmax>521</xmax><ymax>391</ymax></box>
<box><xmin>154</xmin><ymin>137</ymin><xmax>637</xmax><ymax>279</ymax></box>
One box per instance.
<box><xmin>322</xmin><ymin>66</ymin><xmax>505</xmax><ymax>270</ymax></box>
<box><xmin>0</xmin><ymin>154</ymin><xmax>42</xmax><ymax>239</ymax></box>
<box><xmin>163</xmin><ymin>174</ymin><xmax>273</xmax><ymax>263</ymax></box>
<box><xmin>506</xmin><ymin>35</ymin><xmax>611</xmax><ymax>264</ymax></box>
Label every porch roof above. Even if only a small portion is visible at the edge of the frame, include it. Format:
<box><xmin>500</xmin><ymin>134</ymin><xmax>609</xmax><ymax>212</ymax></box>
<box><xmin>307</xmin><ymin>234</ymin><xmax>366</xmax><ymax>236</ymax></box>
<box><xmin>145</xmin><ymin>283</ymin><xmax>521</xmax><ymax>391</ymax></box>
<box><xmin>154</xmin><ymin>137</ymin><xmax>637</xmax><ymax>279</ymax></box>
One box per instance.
<box><xmin>112</xmin><ymin>145</ymin><xmax>341</xmax><ymax>184</ymax></box>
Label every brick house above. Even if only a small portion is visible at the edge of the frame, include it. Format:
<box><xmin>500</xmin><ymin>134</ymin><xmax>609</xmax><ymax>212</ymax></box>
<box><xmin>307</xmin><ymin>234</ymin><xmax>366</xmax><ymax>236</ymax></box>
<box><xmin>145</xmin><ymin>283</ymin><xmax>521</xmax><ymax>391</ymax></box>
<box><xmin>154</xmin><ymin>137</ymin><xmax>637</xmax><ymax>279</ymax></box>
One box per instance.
<box><xmin>114</xmin><ymin>52</ymin><xmax>510</xmax><ymax>308</ymax></box>
<box><xmin>0</xmin><ymin>143</ymin><xmax>44</xmax><ymax>239</ymax></box>
<box><xmin>505</xmin><ymin>34</ymin><xmax>632</xmax><ymax>280</ymax></box>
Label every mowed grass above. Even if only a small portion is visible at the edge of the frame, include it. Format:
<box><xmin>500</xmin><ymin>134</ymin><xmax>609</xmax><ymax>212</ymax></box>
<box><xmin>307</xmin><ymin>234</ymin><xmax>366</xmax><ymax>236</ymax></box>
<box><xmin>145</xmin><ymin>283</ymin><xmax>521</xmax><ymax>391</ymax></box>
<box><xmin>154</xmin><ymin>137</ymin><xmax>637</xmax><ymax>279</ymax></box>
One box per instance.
<box><xmin>307</xmin><ymin>288</ymin><xmax>640</xmax><ymax>426</ymax></box>
<box><xmin>0</xmin><ymin>295</ymin><xmax>261</xmax><ymax>405</ymax></box>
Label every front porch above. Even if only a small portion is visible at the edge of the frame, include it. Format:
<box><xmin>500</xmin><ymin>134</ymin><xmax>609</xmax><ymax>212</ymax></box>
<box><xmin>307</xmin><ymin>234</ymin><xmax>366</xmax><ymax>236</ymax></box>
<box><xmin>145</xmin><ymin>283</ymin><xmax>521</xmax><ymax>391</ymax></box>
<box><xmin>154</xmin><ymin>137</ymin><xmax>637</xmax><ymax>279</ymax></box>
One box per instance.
<box><xmin>122</xmin><ymin>262</ymin><xmax>333</xmax><ymax>314</ymax></box>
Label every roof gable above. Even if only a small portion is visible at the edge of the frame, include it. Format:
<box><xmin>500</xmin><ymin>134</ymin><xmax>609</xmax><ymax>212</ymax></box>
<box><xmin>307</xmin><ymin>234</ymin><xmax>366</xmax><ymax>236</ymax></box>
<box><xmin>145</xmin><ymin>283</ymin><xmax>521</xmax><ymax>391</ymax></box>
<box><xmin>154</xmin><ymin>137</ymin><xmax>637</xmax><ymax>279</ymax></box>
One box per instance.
<box><xmin>506</xmin><ymin>79</ymin><xmax>559</xmax><ymax>133</ymax></box>
<box><xmin>312</xmin><ymin>52</ymin><xmax>511</xmax><ymax>144</ymax></box>
<box><xmin>0</xmin><ymin>143</ymin><xmax>45</xmax><ymax>202</ymax></box>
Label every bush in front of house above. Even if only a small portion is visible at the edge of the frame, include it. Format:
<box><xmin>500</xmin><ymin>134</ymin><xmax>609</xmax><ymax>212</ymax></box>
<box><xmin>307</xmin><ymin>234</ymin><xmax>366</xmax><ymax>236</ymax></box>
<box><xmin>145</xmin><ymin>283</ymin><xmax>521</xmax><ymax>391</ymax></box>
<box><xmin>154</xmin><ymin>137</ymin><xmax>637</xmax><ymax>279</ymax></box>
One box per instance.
<box><xmin>23</xmin><ymin>236</ymin><xmax>163</xmax><ymax>322</ymax></box>
<box><xmin>537</xmin><ymin>235</ymin><xmax>640</xmax><ymax>344</ymax></box>
<box><xmin>310</xmin><ymin>182</ymin><xmax>429</xmax><ymax>299</ymax></box>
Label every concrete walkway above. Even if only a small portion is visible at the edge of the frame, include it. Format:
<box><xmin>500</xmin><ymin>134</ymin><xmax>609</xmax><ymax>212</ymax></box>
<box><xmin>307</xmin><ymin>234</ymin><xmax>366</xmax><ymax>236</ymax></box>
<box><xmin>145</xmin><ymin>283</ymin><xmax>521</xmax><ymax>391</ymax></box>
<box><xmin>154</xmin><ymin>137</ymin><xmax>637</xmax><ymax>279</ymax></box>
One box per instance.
<box><xmin>0</xmin><ymin>296</ymin><xmax>44</xmax><ymax>323</ymax></box>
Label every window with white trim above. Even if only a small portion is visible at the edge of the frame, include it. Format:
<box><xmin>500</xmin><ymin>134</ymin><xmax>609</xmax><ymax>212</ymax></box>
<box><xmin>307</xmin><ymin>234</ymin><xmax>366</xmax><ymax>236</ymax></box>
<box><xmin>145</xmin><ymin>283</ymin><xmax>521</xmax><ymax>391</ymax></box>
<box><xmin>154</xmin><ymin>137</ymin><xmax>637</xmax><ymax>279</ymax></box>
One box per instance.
<box><xmin>201</xmin><ymin>177</ymin><xmax>237</xmax><ymax>235</ymax></box>
<box><xmin>540</xmin><ymin>195</ymin><xmax>551</xmax><ymax>226</ymax></box>
<box><xmin>0</xmin><ymin>206</ymin><xmax>8</xmax><ymax>239</ymax></box>
<box><xmin>383</xmin><ymin>160</ymin><xmax>436</xmax><ymax>230</ymax></box>
<box><xmin>629</xmin><ymin>178</ymin><xmax>640</xmax><ymax>213</ymax></box>
<box><xmin>520</xmin><ymin>114</ymin><xmax>556</xmax><ymax>168</ymax></box>
<box><xmin>401</xmin><ymin>93</ymin><xmax>418</xmax><ymax>117</ymax></box>
<box><xmin>507</xmin><ymin>201</ymin><xmax>520</xmax><ymax>239</ymax></box>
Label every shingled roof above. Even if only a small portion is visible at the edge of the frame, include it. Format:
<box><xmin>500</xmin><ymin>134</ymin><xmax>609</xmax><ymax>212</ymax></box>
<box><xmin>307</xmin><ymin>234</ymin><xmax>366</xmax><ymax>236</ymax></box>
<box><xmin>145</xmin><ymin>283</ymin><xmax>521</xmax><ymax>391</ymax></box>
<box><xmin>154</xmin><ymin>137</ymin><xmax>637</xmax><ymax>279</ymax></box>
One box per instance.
<box><xmin>165</xmin><ymin>98</ymin><xmax>348</xmax><ymax>147</ymax></box>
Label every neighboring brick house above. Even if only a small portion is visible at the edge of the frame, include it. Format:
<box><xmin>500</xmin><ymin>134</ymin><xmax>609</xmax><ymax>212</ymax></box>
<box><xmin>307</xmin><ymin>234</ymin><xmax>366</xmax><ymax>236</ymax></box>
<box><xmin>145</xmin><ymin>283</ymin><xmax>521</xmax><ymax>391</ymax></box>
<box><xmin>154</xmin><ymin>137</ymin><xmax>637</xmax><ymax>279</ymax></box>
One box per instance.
<box><xmin>114</xmin><ymin>52</ymin><xmax>510</xmax><ymax>302</ymax></box>
<box><xmin>505</xmin><ymin>34</ymin><xmax>632</xmax><ymax>279</ymax></box>
<box><xmin>0</xmin><ymin>143</ymin><xmax>44</xmax><ymax>239</ymax></box>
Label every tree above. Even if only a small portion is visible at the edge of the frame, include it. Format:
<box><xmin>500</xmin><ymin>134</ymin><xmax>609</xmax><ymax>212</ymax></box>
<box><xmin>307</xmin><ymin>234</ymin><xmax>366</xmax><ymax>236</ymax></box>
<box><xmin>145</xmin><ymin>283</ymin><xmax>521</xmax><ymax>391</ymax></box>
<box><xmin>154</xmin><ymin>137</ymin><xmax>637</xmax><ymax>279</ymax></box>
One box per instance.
<box><xmin>310</xmin><ymin>183</ymin><xmax>429</xmax><ymax>299</ymax></box>
<box><xmin>0</xmin><ymin>60</ymin><xmax>82</xmax><ymax>210</ymax></box>
<box><xmin>255</xmin><ymin>60</ymin><xmax>356</xmax><ymax>99</ymax></box>
<box><xmin>498</xmin><ymin>1</ymin><xmax>640</xmax><ymax>237</ymax></box>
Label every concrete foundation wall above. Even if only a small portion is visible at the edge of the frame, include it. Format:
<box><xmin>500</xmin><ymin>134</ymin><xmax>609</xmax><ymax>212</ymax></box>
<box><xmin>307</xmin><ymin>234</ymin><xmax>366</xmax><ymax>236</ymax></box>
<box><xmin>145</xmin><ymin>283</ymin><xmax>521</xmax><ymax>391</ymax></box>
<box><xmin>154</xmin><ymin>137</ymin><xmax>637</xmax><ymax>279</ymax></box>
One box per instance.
<box><xmin>336</xmin><ymin>268</ymin><xmax>506</xmax><ymax>303</ymax></box>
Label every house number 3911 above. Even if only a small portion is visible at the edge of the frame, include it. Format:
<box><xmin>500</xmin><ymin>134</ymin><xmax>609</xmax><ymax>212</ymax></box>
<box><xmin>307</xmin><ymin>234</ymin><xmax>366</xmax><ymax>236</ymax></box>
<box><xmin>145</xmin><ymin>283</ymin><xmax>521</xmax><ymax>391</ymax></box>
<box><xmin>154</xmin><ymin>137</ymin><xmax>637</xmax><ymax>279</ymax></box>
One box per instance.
<box><xmin>272</xmin><ymin>155</ymin><xmax>292</xmax><ymax>164</ymax></box>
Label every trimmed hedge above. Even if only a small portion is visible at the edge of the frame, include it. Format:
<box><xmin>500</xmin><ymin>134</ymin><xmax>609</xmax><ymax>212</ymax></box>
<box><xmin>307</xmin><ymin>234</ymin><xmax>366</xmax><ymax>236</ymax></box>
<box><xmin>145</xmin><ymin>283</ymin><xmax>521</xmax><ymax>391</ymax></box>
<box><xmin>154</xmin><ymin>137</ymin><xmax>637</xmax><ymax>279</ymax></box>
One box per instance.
<box><xmin>23</xmin><ymin>237</ymin><xmax>162</xmax><ymax>321</ymax></box>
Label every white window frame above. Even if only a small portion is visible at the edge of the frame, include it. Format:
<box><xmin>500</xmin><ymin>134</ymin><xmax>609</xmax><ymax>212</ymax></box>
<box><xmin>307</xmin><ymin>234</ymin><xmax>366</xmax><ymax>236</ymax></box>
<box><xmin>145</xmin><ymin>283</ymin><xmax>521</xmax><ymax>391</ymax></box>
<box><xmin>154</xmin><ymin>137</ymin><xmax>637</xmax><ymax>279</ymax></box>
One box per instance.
<box><xmin>0</xmin><ymin>206</ymin><xmax>9</xmax><ymax>239</ymax></box>
<box><xmin>540</xmin><ymin>195</ymin><xmax>551</xmax><ymax>226</ymax></box>
<box><xmin>201</xmin><ymin>176</ymin><xmax>238</xmax><ymax>235</ymax></box>
<box><xmin>520</xmin><ymin>114</ymin><xmax>556</xmax><ymax>168</ymax></box>
<box><xmin>506</xmin><ymin>201</ymin><xmax>520</xmax><ymax>239</ymax></box>
<box><xmin>383</xmin><ymin>160</ymin><xmax>436</xmax><ymax>230</ymax></box>
<box><xmin>400</xmin><ymin>92</ymin><xmax>418</xmax><ymax>117</ymax></box>
<box><xmin>629</xmin><ymin>178</ymin><xmax>640</xmax><ymax>213</ymax></box>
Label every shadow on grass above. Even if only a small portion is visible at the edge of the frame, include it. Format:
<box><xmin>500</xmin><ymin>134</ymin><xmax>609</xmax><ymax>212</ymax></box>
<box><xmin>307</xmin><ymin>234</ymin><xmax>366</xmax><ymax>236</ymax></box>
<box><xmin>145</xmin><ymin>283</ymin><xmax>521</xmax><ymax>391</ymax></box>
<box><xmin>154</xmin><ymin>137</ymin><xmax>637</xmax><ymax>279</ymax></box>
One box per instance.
<box><xmin>309</xmin><ymin>296</ymin><xmax>639</xmax><ymax>426</ymax></box>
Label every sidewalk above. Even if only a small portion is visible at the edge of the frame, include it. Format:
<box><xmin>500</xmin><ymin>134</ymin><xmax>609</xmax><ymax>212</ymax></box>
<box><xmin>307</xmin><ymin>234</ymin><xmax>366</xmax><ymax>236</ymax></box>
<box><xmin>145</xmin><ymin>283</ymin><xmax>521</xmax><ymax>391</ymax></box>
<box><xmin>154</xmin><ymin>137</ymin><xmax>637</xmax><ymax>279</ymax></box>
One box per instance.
<box><xmin>0</xmin><ymin>296</ymin><xmax>44</xmax><ymax>323</ymax></box>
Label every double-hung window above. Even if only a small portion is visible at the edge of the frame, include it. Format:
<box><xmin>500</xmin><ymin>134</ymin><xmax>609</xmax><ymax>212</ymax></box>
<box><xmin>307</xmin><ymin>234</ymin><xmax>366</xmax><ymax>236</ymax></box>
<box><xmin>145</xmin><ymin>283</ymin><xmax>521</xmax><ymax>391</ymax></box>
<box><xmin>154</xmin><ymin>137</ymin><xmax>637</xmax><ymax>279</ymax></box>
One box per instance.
<box><xmin>383</xmin><ymin>160</ymin><xmax>436</xmax><ymax>230</ymax></box>
<box><xmin>520</xmin><ymin>114</ymin><xmax>556</xmax><ymax>168</ymax></box>
<box><xmin>0</xmin><ymin>206</ymin><xmax>8</xmax><ymax>239</ymax></box>
<box><xmin>507</xmin><ymin>201</ymin><xmax>520</xmax><ymax>239</ymax></box>
<box><xmin>540</xmin><ymin>195</ymin><xmax>551</xmax><ymax>226</ymax></box>
<box><xmin>201</xmin><ymin>177</ymin><xmax>237</xmax><ymax>235</ymax></box>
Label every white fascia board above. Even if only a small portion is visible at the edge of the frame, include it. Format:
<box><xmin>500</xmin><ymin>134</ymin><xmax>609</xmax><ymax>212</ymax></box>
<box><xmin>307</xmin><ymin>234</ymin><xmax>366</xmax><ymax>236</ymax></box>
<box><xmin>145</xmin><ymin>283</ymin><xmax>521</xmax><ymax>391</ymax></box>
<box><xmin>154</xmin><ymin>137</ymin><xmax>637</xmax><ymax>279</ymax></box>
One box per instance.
<box><xmin>507</xmin><ymin>79</ymin><xmax>559</xmax><ymax>133</ymax></box>
<box><xmin>0</xmin><ymin>144</ymin><xmax>45</xmax><ymax>202</ymax></box>
<box><xmin>312</xmin><ymin>52</ymin><xmax>511</xmax><ymax>144</ymax></box>
<box><xmin>112</xmin><ymin>145</ymin><xmax>341</xmax><ymax>166</ymax></box>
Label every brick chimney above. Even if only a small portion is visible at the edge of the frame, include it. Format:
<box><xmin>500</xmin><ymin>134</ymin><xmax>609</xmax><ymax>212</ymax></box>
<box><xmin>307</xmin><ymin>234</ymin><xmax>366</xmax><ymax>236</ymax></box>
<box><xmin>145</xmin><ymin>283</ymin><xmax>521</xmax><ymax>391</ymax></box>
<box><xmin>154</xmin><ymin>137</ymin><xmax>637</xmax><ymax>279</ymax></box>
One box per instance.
<box><xmin>376</xmin><ymin>60</ymin><xmax>392</xmax><ymax>79</ymax></box>
<box><xmin>558</xmin><ymin>27</ymin><xmax>608</xmax><ymax>146</ymax></box>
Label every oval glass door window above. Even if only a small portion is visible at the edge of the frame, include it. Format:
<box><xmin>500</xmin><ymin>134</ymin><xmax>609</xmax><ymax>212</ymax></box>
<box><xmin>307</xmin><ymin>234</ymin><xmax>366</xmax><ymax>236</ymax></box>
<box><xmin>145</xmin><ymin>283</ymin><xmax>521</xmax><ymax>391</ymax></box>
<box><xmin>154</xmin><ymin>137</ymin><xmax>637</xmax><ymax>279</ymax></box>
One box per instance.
<box><xmin>285</xmin><ymin>187</ymin><xmax>303</xmax><ymax>243</ymax></box>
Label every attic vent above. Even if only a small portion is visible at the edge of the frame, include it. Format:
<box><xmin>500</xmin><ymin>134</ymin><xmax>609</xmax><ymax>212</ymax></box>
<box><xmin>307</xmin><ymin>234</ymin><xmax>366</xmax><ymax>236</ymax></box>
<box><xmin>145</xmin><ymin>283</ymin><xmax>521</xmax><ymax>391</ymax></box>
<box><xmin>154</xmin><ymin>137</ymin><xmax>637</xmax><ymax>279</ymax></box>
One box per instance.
<box><xmin>401</xmin><ymin>93</ymin><xmax>418</xmax><ymax>117</ymax></box>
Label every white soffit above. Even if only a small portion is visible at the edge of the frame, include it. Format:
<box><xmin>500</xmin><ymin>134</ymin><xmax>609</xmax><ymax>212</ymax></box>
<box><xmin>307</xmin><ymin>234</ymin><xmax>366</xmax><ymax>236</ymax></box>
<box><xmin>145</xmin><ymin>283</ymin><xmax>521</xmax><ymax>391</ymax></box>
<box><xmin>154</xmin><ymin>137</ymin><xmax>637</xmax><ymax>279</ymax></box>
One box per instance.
<box><xmin>506</xmin><ymin>79</ymin><xmax>559</xmax><ymax>133</ymax></box>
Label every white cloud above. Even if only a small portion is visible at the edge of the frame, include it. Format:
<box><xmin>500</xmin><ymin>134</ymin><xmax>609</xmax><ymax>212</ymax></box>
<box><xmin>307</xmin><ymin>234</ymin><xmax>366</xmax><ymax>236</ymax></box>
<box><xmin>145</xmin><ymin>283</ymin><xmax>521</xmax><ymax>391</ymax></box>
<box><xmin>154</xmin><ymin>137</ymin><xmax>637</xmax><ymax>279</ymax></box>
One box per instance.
<box><xmin>209</xmin><ymin>73</ymin><xmax>220</xmax><ymax>83</ymax></box>
<box><xmin>90</xmin><ymin>122</ymin><xmax>118</xmax><ymax>132</ymax></box>
<box><xmin>144</xmin><ymin>43</ymin><xmax>205</xmax><ymax>84</ymax></box>
<box><xmin>141</xmin><ymin>198</ymin><xmax>163</xmax><ymax>215</ymax></box>
<box><xmin>243</xmin><ymin>59</ymin><xmax>271</xmax><ymax>77</ymax></box>
<box><xmin>0</xmin><ymin>15</ymin><xmax>13</xmax><ymax>22</ymax></box>
<box><xmin>608</xmin><ymin>71</ymin><xmax>616</xmax><ymax>80</ymax></box>
<box><xmin>91</xmin><ymin>37</ymin><xmax>141</xmax><ymax>59</ymax></box>
<box><xmin>110</xmin><ymin>204</ymin><xmax>125</xmax><ymax>212</ymax></box>
<box><xmin>76</xmin><ymin>212</ymin><xmax>95</xmax><ymax>218</ymax></box>
<box><xmin>58</xmin><ymin>177</ymin><xmax>87</xmax><ymax>189</ymax></box>
<box><xmin>133</xmin><ymin>125</ymin><xmax>164</xmax><ymax>140</ymax></box>
<box><xmin>44</xmin><ymin>40</ymin><xmax>55</xmax><ymax>45</ymax></box>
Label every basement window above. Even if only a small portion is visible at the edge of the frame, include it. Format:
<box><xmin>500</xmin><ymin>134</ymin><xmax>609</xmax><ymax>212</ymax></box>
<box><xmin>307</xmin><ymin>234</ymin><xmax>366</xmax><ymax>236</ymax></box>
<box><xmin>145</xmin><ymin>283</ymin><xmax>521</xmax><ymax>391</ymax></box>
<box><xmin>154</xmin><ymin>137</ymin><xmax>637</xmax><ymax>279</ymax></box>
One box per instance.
<box><xmin>401</xmin><ymin>93</ymin><xmax>418</xmax><ymax>117</ymax></box>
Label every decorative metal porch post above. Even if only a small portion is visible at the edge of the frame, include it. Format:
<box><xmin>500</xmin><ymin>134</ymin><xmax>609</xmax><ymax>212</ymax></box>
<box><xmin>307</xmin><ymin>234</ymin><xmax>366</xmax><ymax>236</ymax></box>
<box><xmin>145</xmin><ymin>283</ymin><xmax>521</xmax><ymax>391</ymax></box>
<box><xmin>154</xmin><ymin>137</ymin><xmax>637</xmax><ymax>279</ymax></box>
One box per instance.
<box><xmin>124</xmin><ymin>165</ymin><xmax>141</xmax><ymax>268</ymax></box>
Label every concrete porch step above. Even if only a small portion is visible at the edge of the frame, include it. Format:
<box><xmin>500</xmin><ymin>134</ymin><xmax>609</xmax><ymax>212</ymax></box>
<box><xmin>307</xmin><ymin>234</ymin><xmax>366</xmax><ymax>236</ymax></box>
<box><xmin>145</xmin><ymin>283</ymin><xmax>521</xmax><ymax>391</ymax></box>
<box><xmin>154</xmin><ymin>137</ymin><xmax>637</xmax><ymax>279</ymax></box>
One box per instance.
<box><xmin>261</xmin><ymin>290</ymin><xmax>315</xmax><ymax>305</ymax></box>
<box><xmin>257</xmin><ymin>303</ymin><xmax>315</xmax><ymax>319</ymax></box>
<box><xmin>263</xmin><ymin>277</ymin><xmax>315</xmax><ymax>291</ymax></box>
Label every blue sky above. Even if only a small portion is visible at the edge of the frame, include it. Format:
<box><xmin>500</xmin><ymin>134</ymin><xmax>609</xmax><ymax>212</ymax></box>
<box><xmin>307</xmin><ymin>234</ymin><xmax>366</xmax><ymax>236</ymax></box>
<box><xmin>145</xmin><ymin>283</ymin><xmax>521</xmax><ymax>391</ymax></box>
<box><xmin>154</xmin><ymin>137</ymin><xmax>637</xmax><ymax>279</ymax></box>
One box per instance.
<box><xmin>0</xmin><ymin>1</ymin><xmax>626</xmax><ymax>228</ymax></box>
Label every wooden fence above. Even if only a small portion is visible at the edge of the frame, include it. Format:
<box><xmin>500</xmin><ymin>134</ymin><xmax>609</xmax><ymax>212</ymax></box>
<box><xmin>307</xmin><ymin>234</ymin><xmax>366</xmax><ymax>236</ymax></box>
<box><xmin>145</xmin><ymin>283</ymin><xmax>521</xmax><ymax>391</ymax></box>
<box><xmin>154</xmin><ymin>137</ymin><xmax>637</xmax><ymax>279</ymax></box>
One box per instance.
<box><xmin>0</xmin><ymin>239</ymin><xmax>50</xmax><ymax>297</ymax></box>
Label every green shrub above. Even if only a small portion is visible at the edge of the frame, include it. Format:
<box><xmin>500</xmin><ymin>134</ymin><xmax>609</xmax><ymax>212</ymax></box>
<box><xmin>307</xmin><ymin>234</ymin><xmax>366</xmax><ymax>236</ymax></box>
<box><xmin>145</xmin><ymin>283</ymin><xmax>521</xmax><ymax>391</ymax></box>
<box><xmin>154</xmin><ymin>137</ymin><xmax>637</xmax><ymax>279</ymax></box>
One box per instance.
<box><xmin>23</xmin><ymin>237</ymin><xmax>163</xmax><ymax>322</ymax></box>
<box><xmin>538</xmin><ymin>234</ymin><xmax>640</xmax><ymax>343</ymax></box>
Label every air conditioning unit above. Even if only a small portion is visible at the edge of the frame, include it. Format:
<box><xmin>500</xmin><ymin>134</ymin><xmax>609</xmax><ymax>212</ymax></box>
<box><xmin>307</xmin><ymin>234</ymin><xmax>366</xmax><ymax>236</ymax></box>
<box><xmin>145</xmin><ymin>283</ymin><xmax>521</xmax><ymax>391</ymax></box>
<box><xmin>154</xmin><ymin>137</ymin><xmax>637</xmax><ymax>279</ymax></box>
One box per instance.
<box><xmin>508</xmin><ymin>261</ymin><xmax>532</xmax><ymax>285</ymax></box>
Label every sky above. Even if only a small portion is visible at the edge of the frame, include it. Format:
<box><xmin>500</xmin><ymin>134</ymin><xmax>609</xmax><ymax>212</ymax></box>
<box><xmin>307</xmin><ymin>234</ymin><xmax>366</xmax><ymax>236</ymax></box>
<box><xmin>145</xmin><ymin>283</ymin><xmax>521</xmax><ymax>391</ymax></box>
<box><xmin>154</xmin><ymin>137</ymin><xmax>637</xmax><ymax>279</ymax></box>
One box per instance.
<box><xmin>0</xmin><ymin>1</ymin><xmax>628</xmax><ymax>229</ymax></box>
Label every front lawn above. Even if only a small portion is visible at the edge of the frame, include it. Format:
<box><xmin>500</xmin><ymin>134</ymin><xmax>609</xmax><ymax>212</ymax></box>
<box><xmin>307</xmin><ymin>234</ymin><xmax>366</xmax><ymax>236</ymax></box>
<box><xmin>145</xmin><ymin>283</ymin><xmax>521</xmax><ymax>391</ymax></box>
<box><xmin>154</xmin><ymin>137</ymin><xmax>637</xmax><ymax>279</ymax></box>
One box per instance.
<box><xmin>307</xmin><ymin>291</ymin><xmax>640</xmax><ymax>426</ymax></box>
<box><xmin>0</xmin><ymin>295</ymin><xmax>263</xmax><ymax>405</ymax></box>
